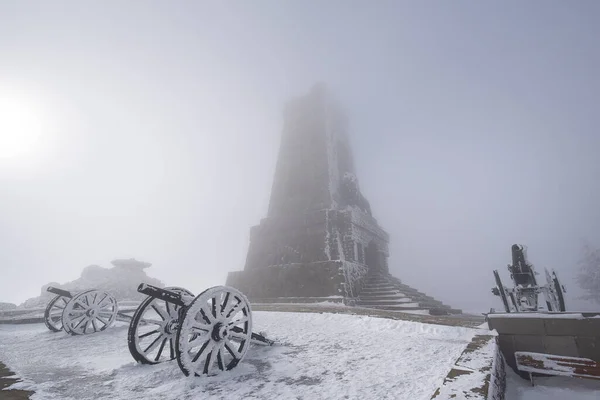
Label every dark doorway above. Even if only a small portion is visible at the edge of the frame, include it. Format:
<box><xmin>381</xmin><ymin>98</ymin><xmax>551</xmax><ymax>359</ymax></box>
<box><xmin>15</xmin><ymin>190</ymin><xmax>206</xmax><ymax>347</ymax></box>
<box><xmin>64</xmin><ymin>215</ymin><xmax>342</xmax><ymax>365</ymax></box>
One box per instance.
<box><xmin>365</xmin><ymin>242</ymin><xmax>382</xmax><ymax>276</ymax></box>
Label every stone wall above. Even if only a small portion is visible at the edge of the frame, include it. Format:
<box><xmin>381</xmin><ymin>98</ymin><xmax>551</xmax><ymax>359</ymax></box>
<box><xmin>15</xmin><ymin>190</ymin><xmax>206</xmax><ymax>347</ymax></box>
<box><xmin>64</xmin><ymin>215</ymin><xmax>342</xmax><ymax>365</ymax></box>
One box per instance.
<box><xmin>227</xmin><ymin>261</ymin><xmax>346</xmax><ymax>299</ymax></box>
<box><xmin>487</xmin><ymin>312</ymin><xmax>600</xmax><ymax>375</ymax></box>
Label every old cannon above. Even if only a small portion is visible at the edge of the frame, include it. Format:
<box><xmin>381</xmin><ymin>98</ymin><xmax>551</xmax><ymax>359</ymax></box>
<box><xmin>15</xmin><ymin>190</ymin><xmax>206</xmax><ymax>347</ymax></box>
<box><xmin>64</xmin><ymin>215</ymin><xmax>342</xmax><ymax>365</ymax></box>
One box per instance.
<box><xmin>127</xmin><ymin>284</ymin><xmax>273</xmax><ymax>376</ymax></box>
<box><xmin>491</xmin><ymin>244</ymin><xmax>566</xmax><ymax>313</ymax></box>
<box><xmin>44</xmin><ymin>287</ymin><xmax>120</xmax><ymax>334</ymax></box>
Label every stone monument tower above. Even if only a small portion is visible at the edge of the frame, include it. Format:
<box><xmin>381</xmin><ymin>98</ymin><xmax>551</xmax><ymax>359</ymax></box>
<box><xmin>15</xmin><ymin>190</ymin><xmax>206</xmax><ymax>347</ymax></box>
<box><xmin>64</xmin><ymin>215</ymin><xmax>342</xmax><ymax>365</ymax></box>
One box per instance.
<box><xmin>227</xmin><ymin>84</ymin><xmax>459</xmax><ymax>314</ymax></box>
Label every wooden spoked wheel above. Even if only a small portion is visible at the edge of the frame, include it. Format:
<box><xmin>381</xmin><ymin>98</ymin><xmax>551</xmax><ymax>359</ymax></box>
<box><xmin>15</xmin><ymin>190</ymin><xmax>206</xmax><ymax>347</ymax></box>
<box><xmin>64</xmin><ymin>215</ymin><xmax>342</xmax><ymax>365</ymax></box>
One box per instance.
<box><xmin>44</xmin><ymin>295</ymin><xmax>69</xmax><ymax>332</ymax></box>
<box><xmin>128</xmin><ymin>287</ymin><xmax>194</xmax><ymax>364</ymax></box>
<box><xmin>176</xmin><ymin>286</ymin><xmax>253</xmax><ymax>376</ymax></box>
<box><xmin>62</xmin><ymin>290</ymin><xmax>118</xmax><ymax>335</ymax></box>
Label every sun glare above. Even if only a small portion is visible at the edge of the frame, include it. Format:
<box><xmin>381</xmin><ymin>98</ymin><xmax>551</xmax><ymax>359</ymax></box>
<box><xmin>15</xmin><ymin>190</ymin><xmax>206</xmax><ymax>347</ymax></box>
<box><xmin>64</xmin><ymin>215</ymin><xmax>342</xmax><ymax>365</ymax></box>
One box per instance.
<box><xmin>0</xmin><ymin>93</ymin><xmax>44</xmax><ymax>160</ymax></box>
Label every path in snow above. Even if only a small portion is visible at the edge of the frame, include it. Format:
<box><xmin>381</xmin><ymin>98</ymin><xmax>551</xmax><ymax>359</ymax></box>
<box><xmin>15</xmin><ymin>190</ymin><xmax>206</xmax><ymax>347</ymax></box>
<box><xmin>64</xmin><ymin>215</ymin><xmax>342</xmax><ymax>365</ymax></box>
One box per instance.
<box><xmin>0</xmin><ymin>312</ymin><xmax>478</xmax><ymax>400</ymax></box>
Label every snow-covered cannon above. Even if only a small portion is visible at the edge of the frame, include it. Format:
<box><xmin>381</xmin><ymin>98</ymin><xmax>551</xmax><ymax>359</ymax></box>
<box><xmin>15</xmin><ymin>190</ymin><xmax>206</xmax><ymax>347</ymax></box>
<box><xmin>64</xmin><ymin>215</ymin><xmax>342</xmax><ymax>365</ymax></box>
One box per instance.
<box><xmin>44</xmin><ymin>287</ymin><xmax>119</xmax><ymax>334</ymax></box>
<box><xmin>127</xmin><ymin>284</ymin><xmax>273</xmax><ymax>376</ymax></box>
<box><xmin>491</xmin><ymin>244</ymin><xmax>566</xmax><ymax>313</ymax></box>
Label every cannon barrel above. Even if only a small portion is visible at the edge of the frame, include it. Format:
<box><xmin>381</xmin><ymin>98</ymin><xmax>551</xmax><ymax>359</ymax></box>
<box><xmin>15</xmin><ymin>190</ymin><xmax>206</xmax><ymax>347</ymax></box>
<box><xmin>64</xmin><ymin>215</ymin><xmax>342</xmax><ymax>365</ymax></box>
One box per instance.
<box><xmin>46</xmin><ymin>286</ymin><xmax>73</xmax><ymax>298</ymax></box>
<box><xmin>511</xmin><ymin>244</ymin><xmax>527</xmax><ymax>268</ymax></box>
<box><xmin>137</xmin><ymin>283</ymin><xmax>186</xmax><ymax>307</ymax></box>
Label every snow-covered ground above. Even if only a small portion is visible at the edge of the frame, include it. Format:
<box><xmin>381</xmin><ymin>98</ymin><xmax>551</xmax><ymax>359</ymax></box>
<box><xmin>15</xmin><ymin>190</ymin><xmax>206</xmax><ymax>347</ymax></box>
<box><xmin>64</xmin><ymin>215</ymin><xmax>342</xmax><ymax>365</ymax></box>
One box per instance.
<box><xmin>506</xmin><ymin>366</ymin><xmax>600</xmax><ymax>399</ymax></box>
<box><xmin>0</xmin><ymin>312</ymin><xmax>478</xmax><ymax>400</ymax></box>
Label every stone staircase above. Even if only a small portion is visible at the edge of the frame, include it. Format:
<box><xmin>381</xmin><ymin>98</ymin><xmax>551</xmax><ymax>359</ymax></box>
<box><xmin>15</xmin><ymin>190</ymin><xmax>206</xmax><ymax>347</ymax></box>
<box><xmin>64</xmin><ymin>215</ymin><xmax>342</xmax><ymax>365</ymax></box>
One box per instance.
<box><xmin>355</xmin><ymin>274</ymin><xmax>462</xmax><ymax>315</ymax></box>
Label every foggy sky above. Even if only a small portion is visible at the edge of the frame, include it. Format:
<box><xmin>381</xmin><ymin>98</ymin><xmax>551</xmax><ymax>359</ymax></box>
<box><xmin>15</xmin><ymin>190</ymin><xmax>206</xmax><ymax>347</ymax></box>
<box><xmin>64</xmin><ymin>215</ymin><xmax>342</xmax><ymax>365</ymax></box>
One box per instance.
<box><xmin>1</xmin><ymin>1</ymin><xmax>599</xmax><ymax>313</ymax></box>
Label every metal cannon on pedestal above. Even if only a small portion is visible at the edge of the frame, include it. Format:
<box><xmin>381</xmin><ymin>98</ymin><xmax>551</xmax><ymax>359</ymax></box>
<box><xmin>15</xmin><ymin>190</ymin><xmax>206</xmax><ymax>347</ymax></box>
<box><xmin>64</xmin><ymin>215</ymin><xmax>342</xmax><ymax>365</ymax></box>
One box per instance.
<box><xmin>491</xmin><ymin>244</ymin><xmax>566</xmax><ymax>313</ymax></box>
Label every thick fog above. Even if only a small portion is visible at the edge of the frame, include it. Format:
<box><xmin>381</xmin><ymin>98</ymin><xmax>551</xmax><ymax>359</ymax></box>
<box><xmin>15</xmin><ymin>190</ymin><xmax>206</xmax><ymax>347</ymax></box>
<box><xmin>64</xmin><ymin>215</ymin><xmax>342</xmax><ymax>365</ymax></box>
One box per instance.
<box><xmin>1</xmin><ymin>1</ymin><xmax>599</xmax><ymax>313</ymax></box>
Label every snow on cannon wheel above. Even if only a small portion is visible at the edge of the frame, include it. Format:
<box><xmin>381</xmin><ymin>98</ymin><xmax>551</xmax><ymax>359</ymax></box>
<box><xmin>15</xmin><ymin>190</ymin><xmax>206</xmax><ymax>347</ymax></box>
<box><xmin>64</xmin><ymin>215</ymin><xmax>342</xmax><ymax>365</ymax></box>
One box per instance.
<box><xmin>127</xmin><ymin>287</ymin><xmax>194</xmax><ymax>364</ymax></box>
<box><xmin>62</xmin><ymin>290</ymin><xmax>119</xmax><ymax>335</ymax></box>
<box><xmin>176</xmin><ymin>286</ymin><xmax>253</xmax><ymax>376</ymax></box>
<box><xmin>134</xmin><ymin>283</ymin><xmax>273</xmax><ymax>376</ymax></box>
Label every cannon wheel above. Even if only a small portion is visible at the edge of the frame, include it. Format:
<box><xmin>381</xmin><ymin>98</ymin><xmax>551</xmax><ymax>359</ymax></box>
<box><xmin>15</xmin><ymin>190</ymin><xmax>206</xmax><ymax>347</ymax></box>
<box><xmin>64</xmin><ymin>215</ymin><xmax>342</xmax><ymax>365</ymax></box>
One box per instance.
<box><xmin>62</xmin><ymin>290</ymin><xmax>118</xmax><ymax>335</ymax></box>
<box><xmin>44</xmin><ymin>295</ymin><xmax>69</xmax><ymax>332</ymax></box>
<box><xmin>493</xmin><ymin>270</ymin><xmax>511</xmax><ymax>313</ymax></box>
<box><xmin>127</xmin><ymin>287</ymin><xmax>194</xmax><ymax>364</ymax></box>
<box><xmin>176</xmin><ymin>286</ymin><xmax>253</xmax><ymax>376</ymax></box>
<box><xmin>552</xmin><ymin>271</ymin><xmax>566</xmax><ymax>312</ymax></box>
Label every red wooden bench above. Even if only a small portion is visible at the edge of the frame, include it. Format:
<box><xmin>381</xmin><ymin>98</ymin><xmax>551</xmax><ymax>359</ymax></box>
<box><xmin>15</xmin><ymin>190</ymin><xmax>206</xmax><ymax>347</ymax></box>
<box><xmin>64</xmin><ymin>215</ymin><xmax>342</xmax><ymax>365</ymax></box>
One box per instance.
<box><xmin>515</xmin><ymin>351</ymin><xmax>600</xmax><ymax>385</ymax></box>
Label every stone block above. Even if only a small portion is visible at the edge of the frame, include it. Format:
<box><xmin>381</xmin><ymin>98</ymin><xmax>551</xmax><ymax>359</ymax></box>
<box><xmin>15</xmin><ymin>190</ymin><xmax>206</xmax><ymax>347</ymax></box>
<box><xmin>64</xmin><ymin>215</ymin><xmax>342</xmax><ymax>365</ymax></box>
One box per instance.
<box><xmin>488</xmin><ymin>317</ymin><xmax>545</xmax><ymax>335</ymax></box>
<box><xmin>575</xmin><ymin>337</ymin><xmax>600</xmax><ymax>362</ymax></box>
<box><xmin>544</xmin><ymin>318</ymin><xmax>600</xmax><ymax>337</ymax></box>
<box><xmin>497</xmin><ymin>335</ymin><xmax>516</xmax><ymax>370</ymax></box>
<box><xmin>543</xmin><ymin>335</ymin><xmax>579</xmax><ymax>357</ymax></box>
<box><xmin>512</xmin><ymin>335</ymin><xmax>545</xmax><ymax>354</ymax></box>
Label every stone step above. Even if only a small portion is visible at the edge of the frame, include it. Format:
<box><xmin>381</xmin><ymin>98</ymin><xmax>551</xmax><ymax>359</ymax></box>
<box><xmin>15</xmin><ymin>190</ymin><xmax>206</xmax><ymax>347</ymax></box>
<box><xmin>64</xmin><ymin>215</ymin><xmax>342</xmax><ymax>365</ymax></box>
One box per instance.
<box><xmin>358</xmin><ymin>293</ymin><xmax>408</xmax><ymax>300</ymax></box>
<box><xmin>359</xmin><ymin>290</ymin><xmax>401</xmax><ymax>296</ymax></box>
<box><xmin>364</xmin><ymin>279</ymin><xmax>394</xmax><ymax>284</ymax></box>
<box><xmin>363</xmin><ymin>282</ymin><xmax>396</xmax><ymax>287</ymax></box>
<box><xmin>356</xmin><ymin>299</ymin><xmax>416</xmax><ymax>306</ymax></box>
<box><xmin>419</xmin><ymin>302</ymin><xmax>448</xmax><ymax>308</ymax></box>
<box><xmin>358</xmin><ymin>304</ymin><xmax>429</xmax><ymax>311</ymax></box>
<box><xmin>362</xmin><ymin>285</ymin><xmax>398</xmax><ymax>291</ymax></box>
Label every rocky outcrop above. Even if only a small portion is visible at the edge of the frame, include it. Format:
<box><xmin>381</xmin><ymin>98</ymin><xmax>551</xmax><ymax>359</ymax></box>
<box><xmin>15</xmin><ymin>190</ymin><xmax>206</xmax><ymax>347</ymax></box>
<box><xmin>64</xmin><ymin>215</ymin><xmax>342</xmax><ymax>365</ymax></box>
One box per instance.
<box><xmin>18</xmin><ymin>258</ymin><xmax>163</xmax><ymax>308</ymax></box>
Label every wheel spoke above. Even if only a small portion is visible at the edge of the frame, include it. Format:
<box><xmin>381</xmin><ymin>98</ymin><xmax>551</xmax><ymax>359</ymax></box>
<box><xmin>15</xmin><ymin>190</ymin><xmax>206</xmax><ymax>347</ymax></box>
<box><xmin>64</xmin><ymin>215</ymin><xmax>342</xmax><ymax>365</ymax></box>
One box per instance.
<box><xmin>222</xmin><ymin>298</ymin><xmax>240</xmax><ymax>319</ymax></box>
<box><xmin>97</xmin><ymin>294</ymin><xmax>109</xmax><ymax>308</ymax></box>
<box><xmin>224</xmin><ymin>341</ymin><xmax>241</xmax><ymax>360</ymax></box>
<box><xmin>169</xmin><ymin>338</ymin><xmax>175</xmax><ymax>359</ymax></box>
<box><xmin>139</xmin><ymin>329</ymin><xmax>161</xmax><ymax>339</ymax></box>
<box><xmin>228</xmin><ymin>315</ymin><xmax>249</xmax><ymax>327</ymax></box>
<box><xmin>211</xmin><ymin>296</ymin><xmax>218</xmax><ymax>319</ymax></box>
<box><xmin>228</xmin><ymin>332</ymin><xmax>249</xmax><ymax>342</ymax></box>
<box><xmin>198</xmin><ymin>307</ymin><xmax>212</xmax><ymax>324</ymax></box>
<box><xmin>144</xmin><ymin>334</ymin><xmax>164</xmax><ymax>353</ymax></box>
<box><xmin>216</xmin><ymin>345</ymin><xmax>225</xmax><ymax>370</ymax></box>
<box><xmin>224</xmin><ymin>300</ymin><xmax>243</xmax><ymax>320</ymax></box>
<box><xmin>74</xmin><ymin>299</ymin><xmax>88</xmax><ymax>309</ymax></box>
<box><xmin>188</xmin><ymin>333</ymin><xmax>210</xmax><ymax>349</ymax></box>
<box><xmin>91</xmin><ymin>318</ymin><xmax>98</xmax><ymax>332</ymax></box>
<box><xmin>154</xmin><ymin>338</ymin><xmax>168</xmax><ymax>361</ymax></box>
<box><xmin>191</xmin><ymin>322</ymin><xmax>212</xmax><ymax>332</ymax></box>
<box><xmin>151</xmin><ymin>304</ymin><xmax>169</xmax><ymax>321</ymax></box>
<box><xmin>73</xmin><ymin>316</ymin><xmax>87</xmax><ymax>330</ymax></box>
<box><xmin>139</xmin><ymin>318</ymin><xmax>163</xmax><ymax>326</ymax></box>
<box><xmin>191</xmin><ymin>339</ymin><xmax>216</xmax><ymax>363</ymax></box>
<box><xmin>96</xmin><ymin>315</ymin><xmax>110</xmax><ymax>326</ymax></box>
<box><xmin>69</xmin><ymin>313</ymin><xmax>86</xmax><ymax>322</ymax></box>
<box><xmin>220</xmin><ymin>292</ymin><xmax>230</xmax><ymax>315</ymax></box>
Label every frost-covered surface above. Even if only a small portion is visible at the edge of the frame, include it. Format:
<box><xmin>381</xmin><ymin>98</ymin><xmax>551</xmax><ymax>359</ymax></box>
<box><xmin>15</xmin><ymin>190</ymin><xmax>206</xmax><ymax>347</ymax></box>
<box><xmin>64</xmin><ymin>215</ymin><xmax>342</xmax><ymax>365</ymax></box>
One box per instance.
<box><xmin>18</xmin><ymin>259</ymin><xmax>164</xmax><ymax>309</ymax></box>
<box><xmin>506</xmin><ymin>366</ymin><xmax>600</xmax><ymax>399</ymax></box>
<box><xmin>487</xmin><ymin>312</ymin><xmax>600</xmax><ymax>319</ymax></box>
<box><xmin>431</xmin><ymin>335</ymin><xmax>502</xmax><ymax>399</ymax></box>
<box><xmin>0</xmin><ymin>312</ymin><xmax>476</xmax><ymax>400</ymax></box>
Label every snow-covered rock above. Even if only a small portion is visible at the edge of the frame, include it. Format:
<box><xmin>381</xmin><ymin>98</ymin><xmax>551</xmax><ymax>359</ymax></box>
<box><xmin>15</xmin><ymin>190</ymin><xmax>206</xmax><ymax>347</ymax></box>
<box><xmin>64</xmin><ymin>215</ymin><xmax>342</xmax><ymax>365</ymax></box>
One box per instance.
<box><xmin>18</xmin><ymin>258</ymin><xmax>164</xmax><ymax>308</ymax></box>
<box><xmin>0</xmin><ymin>302</ymin><xmax>17</xmax><ymax>310</ymax></box>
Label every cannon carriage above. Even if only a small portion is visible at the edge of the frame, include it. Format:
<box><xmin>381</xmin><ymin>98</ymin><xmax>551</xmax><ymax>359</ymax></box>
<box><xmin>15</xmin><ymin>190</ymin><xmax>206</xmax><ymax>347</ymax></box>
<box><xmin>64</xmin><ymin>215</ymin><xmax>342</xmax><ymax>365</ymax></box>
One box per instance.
<box><xmin>44</xmin><ymin>282</ymin><xmax>274</xmax><ymax>376</ymax></box>
<box><xmin>491</xmin><ymin>244</ymin><xmax>566</xmax><ymax>313</ymax></box>
<box><xmin>127</xmin><ymin>284</ymin><xmax>274</xmax><ymax>376</ymax></box>
<box><xmin>44</xmin><ymin>287</ymin><xmax>122</xmax><ymax>334</ymax></box>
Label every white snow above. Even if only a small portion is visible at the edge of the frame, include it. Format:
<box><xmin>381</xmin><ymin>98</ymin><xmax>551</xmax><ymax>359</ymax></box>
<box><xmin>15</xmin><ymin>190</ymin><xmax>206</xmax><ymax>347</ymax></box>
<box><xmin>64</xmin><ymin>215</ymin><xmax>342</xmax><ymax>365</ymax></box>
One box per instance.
<box><xmin>506</xmin><ymin>366</ymin><xmax>600</xmax><ymax>399</ymax></box>
<box><xmin>0</xmin><ymin>312</ymin><xmax>477</xmax><ymax>400</ymax></box>
<box><xmin>487</xmin><ymin>312</ymin><xmax>600</xmax><ymax>319</ymax></box>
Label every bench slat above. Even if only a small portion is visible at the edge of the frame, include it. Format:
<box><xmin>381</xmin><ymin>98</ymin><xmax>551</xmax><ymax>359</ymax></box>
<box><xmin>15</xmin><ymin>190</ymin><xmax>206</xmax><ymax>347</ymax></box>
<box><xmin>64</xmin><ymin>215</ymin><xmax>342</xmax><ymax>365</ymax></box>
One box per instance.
<box><xmin>515</xmin><ymin>352</ymin><xmax>600</xmax><ymax>381</ymax></box>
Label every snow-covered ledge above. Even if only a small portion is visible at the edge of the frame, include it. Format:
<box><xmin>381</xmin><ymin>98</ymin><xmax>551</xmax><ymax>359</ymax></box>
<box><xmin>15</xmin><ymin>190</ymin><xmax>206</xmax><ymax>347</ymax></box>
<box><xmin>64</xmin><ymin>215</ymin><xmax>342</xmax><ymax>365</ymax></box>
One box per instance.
<box><xmin>431</xmin><ymin>334</ymin><xmax>506</xmax><ymax>400</ymax></box>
